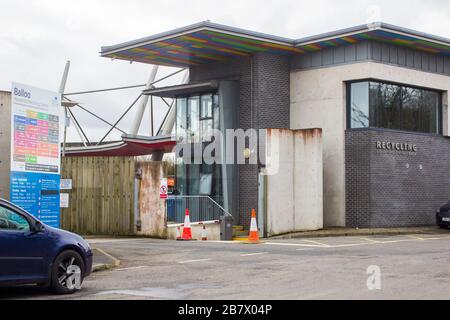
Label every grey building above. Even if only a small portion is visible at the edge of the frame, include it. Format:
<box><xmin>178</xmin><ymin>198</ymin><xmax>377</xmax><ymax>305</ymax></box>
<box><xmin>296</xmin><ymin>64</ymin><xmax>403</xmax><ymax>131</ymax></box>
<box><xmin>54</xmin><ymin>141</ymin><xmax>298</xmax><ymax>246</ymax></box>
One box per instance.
<box><xmin>100</xmin><ymin>21</ymin><xmax>450</xmax><ymax>231</ymax></box>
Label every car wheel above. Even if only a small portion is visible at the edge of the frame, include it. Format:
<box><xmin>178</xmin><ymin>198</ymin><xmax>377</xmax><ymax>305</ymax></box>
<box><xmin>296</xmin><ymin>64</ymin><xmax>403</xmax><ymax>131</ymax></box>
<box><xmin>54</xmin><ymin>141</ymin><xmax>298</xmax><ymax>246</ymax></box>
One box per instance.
<box><xmin>439</xmin><ymin>225</ymin><xmax>448</xmax><ymax>229</ymax></box>
<box><xmin>51</xmin><ymin>250</ymin><xmax>85</xmax><ymax>294</ymax></box>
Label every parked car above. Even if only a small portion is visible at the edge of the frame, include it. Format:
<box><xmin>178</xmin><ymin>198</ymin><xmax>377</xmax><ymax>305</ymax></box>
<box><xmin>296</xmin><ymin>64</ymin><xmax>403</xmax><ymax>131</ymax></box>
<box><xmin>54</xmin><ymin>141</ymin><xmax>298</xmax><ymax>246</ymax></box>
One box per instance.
<box><xmin>436</xmin><ymin>201</ymin><xmax>450</xmax><ymax>229</ymax></box>
<box><xmin>0</xmin><ymin>198</ymin><xmax>92</xmax><ymax>294</ymax></box>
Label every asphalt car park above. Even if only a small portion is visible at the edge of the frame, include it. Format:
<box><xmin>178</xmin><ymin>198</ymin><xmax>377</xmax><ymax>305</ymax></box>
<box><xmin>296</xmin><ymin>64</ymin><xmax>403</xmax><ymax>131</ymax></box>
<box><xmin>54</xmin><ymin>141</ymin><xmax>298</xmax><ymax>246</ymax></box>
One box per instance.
<box><xmin>2</xmin><ymin>230</ymin><xmax>450</xmax><ymax>300</ymax></box>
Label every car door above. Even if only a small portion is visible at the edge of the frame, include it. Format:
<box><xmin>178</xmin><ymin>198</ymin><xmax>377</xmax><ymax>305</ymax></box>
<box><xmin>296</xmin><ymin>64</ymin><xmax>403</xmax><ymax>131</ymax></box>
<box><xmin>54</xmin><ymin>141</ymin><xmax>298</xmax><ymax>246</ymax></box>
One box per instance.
<box><xmin>0</xmin><ymin>204</ymin><xmax>48</xmax><ymax>283</ymax></box>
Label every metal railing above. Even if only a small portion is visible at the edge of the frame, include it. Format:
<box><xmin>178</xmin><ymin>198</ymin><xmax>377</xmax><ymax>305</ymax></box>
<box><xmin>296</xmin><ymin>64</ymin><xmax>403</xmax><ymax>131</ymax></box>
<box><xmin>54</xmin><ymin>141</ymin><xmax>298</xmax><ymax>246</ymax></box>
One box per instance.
<box><xmin>166</xmin><ymin>196</ymin><xmax>232</xmax><ymax>224</ymax></box>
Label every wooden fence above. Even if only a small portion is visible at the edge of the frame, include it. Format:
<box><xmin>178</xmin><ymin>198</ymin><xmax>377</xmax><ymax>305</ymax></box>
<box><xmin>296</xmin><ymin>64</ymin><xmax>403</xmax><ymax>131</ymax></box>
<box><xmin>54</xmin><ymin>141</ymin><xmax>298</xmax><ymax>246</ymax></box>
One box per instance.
<box><xmin>60</xmin><ymin>156</ymin><xmax>135</xmax><ymax>236</ymax></box>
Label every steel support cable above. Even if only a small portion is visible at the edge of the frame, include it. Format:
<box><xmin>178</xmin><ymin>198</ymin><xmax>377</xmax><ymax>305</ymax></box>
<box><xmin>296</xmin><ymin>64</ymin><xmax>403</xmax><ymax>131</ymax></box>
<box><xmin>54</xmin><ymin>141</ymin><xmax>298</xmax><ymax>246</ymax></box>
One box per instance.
<box><xmin>97</xmin><ymin>93</ymin><xmax>144</xmax><ymax>145</ymax></box>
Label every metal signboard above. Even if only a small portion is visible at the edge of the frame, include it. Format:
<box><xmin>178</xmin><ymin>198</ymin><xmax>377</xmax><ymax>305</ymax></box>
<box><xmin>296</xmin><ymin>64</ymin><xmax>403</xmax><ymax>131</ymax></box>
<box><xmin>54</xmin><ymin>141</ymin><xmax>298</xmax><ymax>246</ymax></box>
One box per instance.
<box><xmin>60</xmin><ymin>179</ymin><xmax>72</xmax><ymax>190</ymax></box>
<box><xmin>60</xmin><ymin>193</ymin><xmax>69</xmax><ymax>208</ymax></box>
<box><xmin>10</xmin><ymin>82</ymin><xmax>62</xmax><ymax>228</ymax></box>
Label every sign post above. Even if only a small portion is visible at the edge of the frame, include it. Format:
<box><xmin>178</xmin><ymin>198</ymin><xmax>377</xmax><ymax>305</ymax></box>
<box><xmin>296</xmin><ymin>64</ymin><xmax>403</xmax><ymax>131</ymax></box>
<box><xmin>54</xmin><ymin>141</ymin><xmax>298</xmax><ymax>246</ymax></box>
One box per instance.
<box><xmin>10</xmin><ymin>82</ymin><xmax>62</xmax><ymax>228</ymax></box>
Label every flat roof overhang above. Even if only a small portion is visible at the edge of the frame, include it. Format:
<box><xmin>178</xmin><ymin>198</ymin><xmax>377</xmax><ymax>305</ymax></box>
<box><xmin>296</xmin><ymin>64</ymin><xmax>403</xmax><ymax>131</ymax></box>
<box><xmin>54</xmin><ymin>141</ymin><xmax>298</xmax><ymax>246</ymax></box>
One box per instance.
<box><xmin>101</xmin><ymin>21</ymin><xmax>450</xmax><ymax>69</ymax></box>
<box><xmin>100</xmin><ymin>21</ymin><xmax>303</xmax><ymax>68</ymax></box>
<box><xmin>64</xmin><ymin>134</ymin><xmax>176</xmax><ymax>157</ymax></box>
<box><xmin>143</xmin><ymin>81</ymin><xmax>219</xmax><ymax>98</ymax></box>
<box><xmin>294</xmin><ymin>22</ymin><xmax>450</xmax><ymax>56</ymax></box>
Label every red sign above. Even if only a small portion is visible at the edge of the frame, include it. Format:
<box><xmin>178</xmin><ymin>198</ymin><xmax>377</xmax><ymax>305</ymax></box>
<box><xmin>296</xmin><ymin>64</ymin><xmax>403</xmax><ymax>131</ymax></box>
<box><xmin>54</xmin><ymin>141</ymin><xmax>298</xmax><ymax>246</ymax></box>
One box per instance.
<box><xmin>160</xmin><ymin>178</ymin><xmax>168</xmax><ymax>199</ymax></box>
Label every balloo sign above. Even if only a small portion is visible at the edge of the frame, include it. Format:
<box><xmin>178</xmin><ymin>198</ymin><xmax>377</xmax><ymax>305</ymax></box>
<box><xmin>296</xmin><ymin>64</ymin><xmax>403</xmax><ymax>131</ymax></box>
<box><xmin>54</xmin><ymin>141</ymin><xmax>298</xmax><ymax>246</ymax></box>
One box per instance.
<box><xmin>10</xmin><ymin>82</ymin><xmax>62</xmax><ymax>228</ymax></box>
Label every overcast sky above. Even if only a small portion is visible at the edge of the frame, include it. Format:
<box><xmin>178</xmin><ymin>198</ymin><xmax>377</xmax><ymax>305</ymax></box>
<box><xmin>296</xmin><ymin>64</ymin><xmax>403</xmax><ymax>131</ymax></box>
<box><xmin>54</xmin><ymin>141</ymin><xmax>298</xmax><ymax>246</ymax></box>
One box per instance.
<box><xmin>1</xmin><ymin>0</ymin><xmax>449</xmax><ymax>142</ymax></box>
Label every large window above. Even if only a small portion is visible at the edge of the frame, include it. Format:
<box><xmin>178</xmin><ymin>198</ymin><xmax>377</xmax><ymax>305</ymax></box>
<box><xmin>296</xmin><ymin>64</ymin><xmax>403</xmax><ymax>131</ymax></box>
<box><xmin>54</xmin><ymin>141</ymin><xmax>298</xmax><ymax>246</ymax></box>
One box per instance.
<box><xmin>176</xmin><ymin>94</ymin><xmax>218</xmax><ymax>143</ymax></box>
<box><xmin>175</xmin><ymin>93</ymin><xmax>222</xmax><ymax>204</ymax></box>
<box><xmin>348</xmin><ymin>80</ymin><xmax>441</xmax><ymax>134</ymax></box>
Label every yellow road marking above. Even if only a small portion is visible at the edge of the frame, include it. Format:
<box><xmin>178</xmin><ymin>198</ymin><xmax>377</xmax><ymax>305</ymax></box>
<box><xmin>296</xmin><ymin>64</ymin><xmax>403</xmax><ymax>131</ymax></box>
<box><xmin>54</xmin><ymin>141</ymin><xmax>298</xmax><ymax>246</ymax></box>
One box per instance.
<box><xmin>232</xmin><ymin>238</ymin><xmax>248</xmax><ymax>242</ymax></box>
<box><xmin>229</xmin><ymin>234</ymin><xmax>450</xmax><ymax>250</ymax></box>
<box><xmin>377</xmin><ymin>239</ymin><xmax>412</xmax><ymax>244</ymax></box>
<box><xmin>115</xmin><ymin>266</ymin><xmax>149</xmax><ymax>271</ymax></box>
<box><xmin>354</xmin><ymin>237</ymin><xmax>382</xmax><ymax>244</ymax></box>
<box><xmin>406</xmin><ymin>235</ymin><xmax>426</xmax><ymax>241</ymax></box>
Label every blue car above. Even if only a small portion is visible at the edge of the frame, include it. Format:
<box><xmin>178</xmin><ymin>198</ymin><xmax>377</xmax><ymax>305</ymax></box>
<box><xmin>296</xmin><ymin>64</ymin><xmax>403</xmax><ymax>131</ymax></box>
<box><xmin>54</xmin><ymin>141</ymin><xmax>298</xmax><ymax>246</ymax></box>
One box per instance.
<box><xmin>0</xmin><ymin>198</ymin><xmax>92</xmax><ymax>294</ymax></box>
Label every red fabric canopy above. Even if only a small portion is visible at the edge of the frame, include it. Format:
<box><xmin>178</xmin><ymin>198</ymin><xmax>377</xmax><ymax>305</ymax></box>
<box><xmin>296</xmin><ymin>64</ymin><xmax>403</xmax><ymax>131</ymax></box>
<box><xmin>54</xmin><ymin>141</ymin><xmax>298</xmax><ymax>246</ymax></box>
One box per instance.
<box><xmin>64</xmin><ymin>135</ymin><xmax>176</xmax><ymax>157</ymax></box>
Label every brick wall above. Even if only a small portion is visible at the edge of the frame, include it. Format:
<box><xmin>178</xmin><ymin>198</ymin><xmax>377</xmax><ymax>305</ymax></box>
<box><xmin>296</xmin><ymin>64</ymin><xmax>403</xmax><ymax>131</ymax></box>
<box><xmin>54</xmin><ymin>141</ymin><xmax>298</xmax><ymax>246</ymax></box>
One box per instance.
<box><xmin>190</xmin><ymin>53</ymin><xmax>290</xmax><ymax>228</ymax></box>
<box><xmin>346</xmin><ymin>128</ymin><xmax>450</xmax><ymax>227</ymax></box>
<box><xmin>345</xmin><ymin>130</ymin><xmax>371</xmax><ymax>227</ymax></box>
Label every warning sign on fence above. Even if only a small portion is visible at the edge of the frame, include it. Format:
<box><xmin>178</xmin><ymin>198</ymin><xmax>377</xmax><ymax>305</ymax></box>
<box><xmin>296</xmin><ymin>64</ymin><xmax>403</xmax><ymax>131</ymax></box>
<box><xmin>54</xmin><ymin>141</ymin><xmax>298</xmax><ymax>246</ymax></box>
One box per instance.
<box><xmin>160</xmin><ymin>178</ymin><xmax>168</xmax><ymax>199</ymax></box>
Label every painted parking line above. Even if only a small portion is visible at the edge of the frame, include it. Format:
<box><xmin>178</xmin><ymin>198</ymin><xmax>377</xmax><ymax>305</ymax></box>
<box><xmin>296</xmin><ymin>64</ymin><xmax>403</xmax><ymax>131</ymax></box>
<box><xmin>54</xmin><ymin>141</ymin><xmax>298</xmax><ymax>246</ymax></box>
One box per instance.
<box><xmin>266</xmin><ymin>235</ymin><xmax>450</xmax><ymax>250</ymax></box>
<box><xmin>178</xmin><ymin>259</ymin><xmax>211</xmax><ymax>264</ymax></box>
<box><xmin>88</xmin><ymin>238</ymin><xmax>147</xmax><ymax>244</ymax></box>
<box><xmin>354</xmin><ymin>237</ymin><xmax>382</xmax><ymax>244</ymax></box>
<box><xmin>378</xmin><ymin>239</ymin><xmax>418</xmax><ymax>244</ymax></box>
<box><xmin>240</xmin><ymin>252</ymin><xmax>268</xmax><ymax>257</ymax></box>
<box><xmin>327</xmin><ymin>243</ymin><xmax>371</xmax><ymax>248</ymax></box>
<box><xmin>433</xmin><ymin>236</ymin><xmax>450</xmax><ymax>240</ymax></box>
<box><xmin>206</xmin><ymin>241</ymin><xmax>238</xmax><ymax>244</ymax></box>
<box><xmin>406</xmin><ymin>235</ymin><xmax>426</xmax><ymax>241</ymax></box>
<box><xmin>407</xmin><ymin>235</ymin><xmax>450</xmax><ymax>241</ymax></box>
<box><xmin>301</xmin><ymin>239</ymin><xmax>331</xmax><ymax>247</ymax></box>
<box><xmin>264</xmin><ymin>242</ymin><xmax>324</xmax><ymax>248</ymax></box>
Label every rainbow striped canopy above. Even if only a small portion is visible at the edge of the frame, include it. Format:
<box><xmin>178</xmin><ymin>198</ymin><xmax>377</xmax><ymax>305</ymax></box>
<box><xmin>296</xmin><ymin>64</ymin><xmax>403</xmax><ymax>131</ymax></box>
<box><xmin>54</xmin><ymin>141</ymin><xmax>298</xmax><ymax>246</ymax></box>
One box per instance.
<box><xmin>101</xmin><ymin>21</ymin><xmax>450</xmax><ymax>68</ymax></box>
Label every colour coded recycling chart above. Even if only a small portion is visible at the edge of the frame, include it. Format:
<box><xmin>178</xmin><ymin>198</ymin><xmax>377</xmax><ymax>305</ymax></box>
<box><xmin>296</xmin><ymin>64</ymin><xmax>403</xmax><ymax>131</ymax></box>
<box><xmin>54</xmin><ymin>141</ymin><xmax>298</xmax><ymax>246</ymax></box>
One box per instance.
<box><xmin>13</xmin><ymin>110</ymin><xmax>60</xmax><ymax>173</ymax></box>
<box><xmin>10</xmin><ymin>82</ymin><xmax>62</xmax><ymax>228</ymax></box>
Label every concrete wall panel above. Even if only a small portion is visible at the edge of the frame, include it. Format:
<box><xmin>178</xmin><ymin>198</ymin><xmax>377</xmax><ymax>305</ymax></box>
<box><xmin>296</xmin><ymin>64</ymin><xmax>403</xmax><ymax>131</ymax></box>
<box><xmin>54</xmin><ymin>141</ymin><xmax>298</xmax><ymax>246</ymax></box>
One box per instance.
<box><xmin>266</xmin><ymin>129</ymin><xmax>295</xmax><ymax>235</ymax></box>
<box><xmin>293</xmin><ymin>129</ymin><xmax>323</xmax><ymax>231</ymax></box>
<box><xmin>265</xmin><ymin>128</ymin><xmax>323</xmax><ymax>236</ymax></box>
<box><xmin>137</xmin><ymin>161</ymin><xmax>168</xmax><ymax>238</ymax></box>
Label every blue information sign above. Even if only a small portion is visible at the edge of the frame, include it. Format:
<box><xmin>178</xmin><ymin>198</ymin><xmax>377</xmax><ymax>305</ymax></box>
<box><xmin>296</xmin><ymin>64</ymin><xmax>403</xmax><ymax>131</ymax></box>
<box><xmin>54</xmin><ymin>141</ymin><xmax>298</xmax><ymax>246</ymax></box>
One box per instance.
<box><xmin>10</xmin><ymin>172</ymin><xmax>61</xmax><ymax>228</ymax></box>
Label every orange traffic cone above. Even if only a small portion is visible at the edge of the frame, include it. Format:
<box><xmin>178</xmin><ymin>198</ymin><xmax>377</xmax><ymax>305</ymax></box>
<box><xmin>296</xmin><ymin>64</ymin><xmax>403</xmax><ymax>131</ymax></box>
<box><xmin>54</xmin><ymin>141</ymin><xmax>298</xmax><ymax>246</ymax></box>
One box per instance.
<box><xmin>182</xmin><ymin>209</ymin><xmax>193</xmax><ymax>241</ymax></box>
<box><xmin>176</xmin><ymin>226</ymin><xmax>182</xmax><ymax>241</ymax></box>
<box><xmin>248</xmin><ymin>209</ymin><xmax>260</xmax><ymax>243</ymax></box>
<box><xmin>201</xmin><ymin>225</ymin><xmax>208</xmax><ymax>241</ymax></box>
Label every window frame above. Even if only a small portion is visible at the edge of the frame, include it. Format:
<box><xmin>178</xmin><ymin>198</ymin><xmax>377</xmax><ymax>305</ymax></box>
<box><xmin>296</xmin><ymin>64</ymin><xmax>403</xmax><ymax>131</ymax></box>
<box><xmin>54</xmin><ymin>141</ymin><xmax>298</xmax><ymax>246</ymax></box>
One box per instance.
<box><xmin>174</xmin><ymin>91</ymin><xmax>220</xmax><ymax>197</ymax></box>
<box><xmin>175</xmin><ymin>92</ymin><xmax>219</xmax><ymax>143</ymax></box>
<box><xmin>346</xmin><ymin>79</ymin><xmax>443</xmax><ymax>135</ymax></box>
